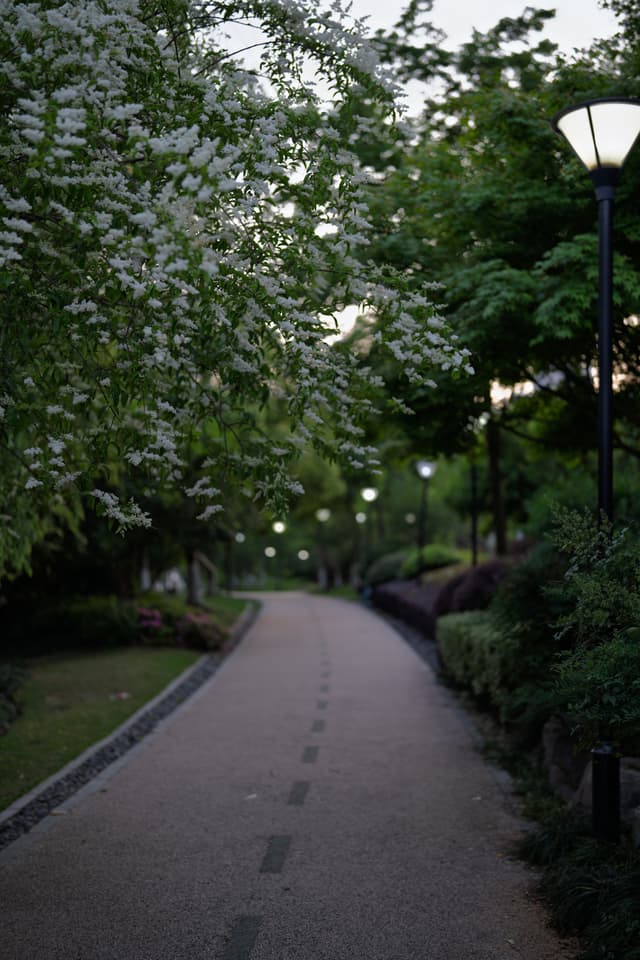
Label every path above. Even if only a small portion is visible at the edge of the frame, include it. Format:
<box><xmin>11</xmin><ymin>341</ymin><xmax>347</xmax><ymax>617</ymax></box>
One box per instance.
<box><xmin>0</xmin><ymin>593</ymin><xmax>572</xmax><ymax>960</ymax></box>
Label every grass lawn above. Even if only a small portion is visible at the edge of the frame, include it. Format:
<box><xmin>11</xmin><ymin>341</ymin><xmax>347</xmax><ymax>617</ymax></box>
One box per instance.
<box><xmin>0</xmin><ymin>646</ymin><xmax>199</xmax><ymax>812</ymax></box>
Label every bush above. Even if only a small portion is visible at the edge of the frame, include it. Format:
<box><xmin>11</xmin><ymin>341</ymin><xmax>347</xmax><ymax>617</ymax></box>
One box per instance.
<box><xmin>436</xmin><ymin>610</ymin><xmax>511</xmax><ymax>703</ymax></box>
<box><xmin>363</xmin><ymin>550</ymin><xmax>409</xmax><ymax>586</ymax></box>
<box><xmin>176</xmin><ymin>611</ymin><xmax>226</xmax><ymax>651</ymax></box>
<box><xmin>135</xmin><ymin>591</ymin><xmax>190</xmax><ymax>622</ymax></box>
<box><xmin>550</xmin><ymin>508</ymin><xmax>640</xmax><ymax>650</ymax></box>
<box><xmin>498</xmin><ymin>681</ymin><xmax>562</xmax><ymax>749</ymax></box>
<box><xmin>434</xmin><ymin>560</ymin><xmax>511</xmax><ymax>616</ymax></box>
<box><xmin>135</xmin><ymin>592</ymin><xmax>226</xmax><ymax>651</ymax></box>
<box><xmin>437</xmin><ymin>609</ymin><xmax>561</xmax><ymax>744</ymax></box>
<box><xmin>459</xmin><ymin>542</ymin><xmax>567</xmax><ymax>744</ymax></box>
<box><xmin>401</xmin><ymin>544</ymin><xmax>461</xmax><ymax>579</ymax></box>
<box><xmin>0</xmin><ymin>662</ymin><xmax>27</xmax><ymax>733</ymax></box>
<box><xmin>549</xmin><ymin>509</ymin><xmax>640</xmax><ymax>748</ymax></box>
<box><xmin>2</xmin><ymin>595</ymin><xmax>138</xmax><ymax>654</ymax></box>
<box><xmin>1</xmin><ymin>590</ymin><xmax>232</xmax><ymax>657</ymax></box>
<box><xmin>490</xmin><ymin>541</ymin><xmax>565</xmax><ymax>646</ymax></box>
<box><xmin>555</xmin><ymin>632</ymin><xmax>640</xmax><ymax>749</ymax></box>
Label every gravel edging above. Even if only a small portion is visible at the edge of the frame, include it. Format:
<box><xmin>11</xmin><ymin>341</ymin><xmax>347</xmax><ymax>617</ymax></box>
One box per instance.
<box><xmin>0</xmin><ymin>600</ymin><xmax>260</xmax><ymax>852</ymax></box>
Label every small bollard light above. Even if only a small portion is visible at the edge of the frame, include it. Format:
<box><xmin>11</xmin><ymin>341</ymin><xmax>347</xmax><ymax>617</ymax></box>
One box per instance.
<box><xmin>592</xmin><ymin>743</ymin><xmax>620</xmax><ymax>843</ymax></box>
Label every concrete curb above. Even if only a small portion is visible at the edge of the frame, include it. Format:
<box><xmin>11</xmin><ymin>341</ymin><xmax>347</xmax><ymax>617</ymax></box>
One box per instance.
<box><xmin>0</xmin><ymin>599</ymin><xmax>261</xmax><ymax>848</ymax></box>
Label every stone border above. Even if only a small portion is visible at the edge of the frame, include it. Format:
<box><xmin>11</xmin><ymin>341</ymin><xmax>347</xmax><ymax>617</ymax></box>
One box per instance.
<box><xmin>0</xmin><ymin>600</ymin><xmax>260</xmax><ymax>852</ymax></box>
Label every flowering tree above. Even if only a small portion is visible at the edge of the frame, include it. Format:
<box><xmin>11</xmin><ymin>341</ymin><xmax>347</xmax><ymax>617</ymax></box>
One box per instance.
<box><xmin>0</xmin><ymin>0</ymin><xmax>471</xmax><ymax>579</ymax></box>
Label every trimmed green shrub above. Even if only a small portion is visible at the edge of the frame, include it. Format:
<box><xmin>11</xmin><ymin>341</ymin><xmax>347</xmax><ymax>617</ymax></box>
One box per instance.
<box><xmin>437</xmin><ymin>609</ymin><xmax>561</xmax><ymax>744</ymax></box>
<box><xmin>437</xmin><ymin>610</ymin><xmax>512</xmax><ymax>703</ymax></box>
<box><xmin>363</xmin><ymin>550</ymin><xmax>409</xmax><ymax>586</ymax></box>
<box><xmin>401</xmin><ymin>544</ymin><xmax>461</xmax><ymax>579</ymax></box>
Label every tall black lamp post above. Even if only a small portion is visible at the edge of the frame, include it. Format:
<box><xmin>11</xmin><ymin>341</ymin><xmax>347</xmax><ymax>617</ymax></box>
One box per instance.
<box><xmin>552</xmin><ymin>97</ymin><xmax>640</xmax><ymax>843</ymax></box>
<box><xmin>552</xmin><ymin>98</ymin><xmax>640</xmax><ymax>522</ymax></box>
<box><xmin>416</xmin><ymin>460</ymin><xmax>436</xmax><ymax>551</ymax></box>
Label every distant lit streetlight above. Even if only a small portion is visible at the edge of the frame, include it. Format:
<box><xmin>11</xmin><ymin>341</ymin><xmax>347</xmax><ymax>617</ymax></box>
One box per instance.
<box><xmin>315</xmin><ymin>507</ymin><xmax>331</xmax><ymax>589</ymax></box>
<box><xmin>415</xmin><ymin>460</ymin><xmax>436</xmax><ymax>551</ymax></box>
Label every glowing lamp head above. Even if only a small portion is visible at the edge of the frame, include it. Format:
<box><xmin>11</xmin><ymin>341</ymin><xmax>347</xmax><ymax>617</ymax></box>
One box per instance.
<box><xmin>551</xmin><ymin>98</ymin><xmax>640</xmax><ymax>188</ymax></box>
<box><xmin>416</xmin><ymin>460</ymin><xmax>436</xmax><ymax>480</ymax></box>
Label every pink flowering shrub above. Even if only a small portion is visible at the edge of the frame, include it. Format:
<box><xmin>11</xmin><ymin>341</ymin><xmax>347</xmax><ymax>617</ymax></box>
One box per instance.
<box><xmin>176</xmin><ymin>610</ymin><xmax>225</xmax><ymax>651</ymax></box>
<box><xmin>136</xmin><ymin>606</ymin><xmax>171</xmax><ymax>643</ymax></box>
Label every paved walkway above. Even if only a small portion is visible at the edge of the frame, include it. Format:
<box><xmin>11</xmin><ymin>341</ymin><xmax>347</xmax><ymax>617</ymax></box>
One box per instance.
<box><xmin>0</xmin><ymin>593</ymin><xmax>573</xmax><ymax>960</ymax></box>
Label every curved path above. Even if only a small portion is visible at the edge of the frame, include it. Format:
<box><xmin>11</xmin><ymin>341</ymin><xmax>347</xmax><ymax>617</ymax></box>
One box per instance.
<box><xmin>0</xmin><ymin>593</ymin><xmax>573</xmax><ymax>959</ymax></box>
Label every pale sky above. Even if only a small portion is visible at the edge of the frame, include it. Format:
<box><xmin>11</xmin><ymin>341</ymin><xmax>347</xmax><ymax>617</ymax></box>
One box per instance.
<box><xmin>349</xmin><ymin>0</ymin><xmax>619</xmax><ymax>52</ymax></box>
<box><xmin>345</xmin><ymin>0</ymin><xmax>620</xmax><ymax>114</ymax></box>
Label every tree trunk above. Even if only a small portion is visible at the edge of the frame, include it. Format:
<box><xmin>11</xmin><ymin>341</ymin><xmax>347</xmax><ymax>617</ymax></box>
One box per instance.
<box><xmin>186</xmin><ymin>548</ymin><xmax>202</xmax><ymax>605</ymax></box>
<box><xmin>486</xmin><ymin>418</ymin><xmax>507</xmax><ymax>556</ymax></box>
<box><xmin>140</xmin><ymin>549</ymin><xmax>152</xmax><ymax>592</ymax></box>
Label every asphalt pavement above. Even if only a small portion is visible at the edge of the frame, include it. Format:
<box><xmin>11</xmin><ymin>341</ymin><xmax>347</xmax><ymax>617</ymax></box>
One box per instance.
<box><xmin>0</xmin><ymin>592</ymin><xmax>574</xmax><ymax>960</ymax></box>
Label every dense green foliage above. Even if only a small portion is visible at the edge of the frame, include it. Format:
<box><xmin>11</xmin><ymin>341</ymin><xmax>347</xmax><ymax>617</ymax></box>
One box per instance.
<box><xmin>437</xmin><ymin>542</ymin><xmax>566</xmax><ymax>744</ymax></box>
<box><xmin>550</xmin><ymin>509</ymin><xmax>640</xmax><ymax>748</ymax></box>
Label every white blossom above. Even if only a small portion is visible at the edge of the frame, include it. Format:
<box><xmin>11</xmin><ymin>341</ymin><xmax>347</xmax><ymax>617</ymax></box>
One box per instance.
<box><xmin>0</xmin><ymin>0</ymin><xmax>470</xmax><ymax>579</ymax></box>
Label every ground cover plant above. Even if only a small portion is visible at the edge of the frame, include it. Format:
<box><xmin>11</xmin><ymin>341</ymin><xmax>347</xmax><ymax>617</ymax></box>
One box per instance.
<box><xmin>0</xmin><ymin>646</ymin><xmax>200</xmax><ymax>811</ymax></box>
<box><xmin>519</xmin><ymin>807</ymin><xmax>640</xmax><ymax>960</ymax></box>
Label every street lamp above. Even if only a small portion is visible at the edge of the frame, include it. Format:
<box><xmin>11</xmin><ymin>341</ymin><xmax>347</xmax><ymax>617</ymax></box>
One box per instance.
<box><xmin>415</xmin><ymin>460</ymin><xmax>436</xmax><ymax>551</ymax></box>
<box><xmin>552</xmin><ymin>97</ymin><xmax>640</xmax><ymax>844</ymax></box>
<box><xmin>315</xmin><ymin>507</ymin><xmax>331</xmax><ymax>588</ymax></box>
<box><xmin>551</xmin><ymin>97</ymin><xmax>640</xmax><ymax>522</ymax></box>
